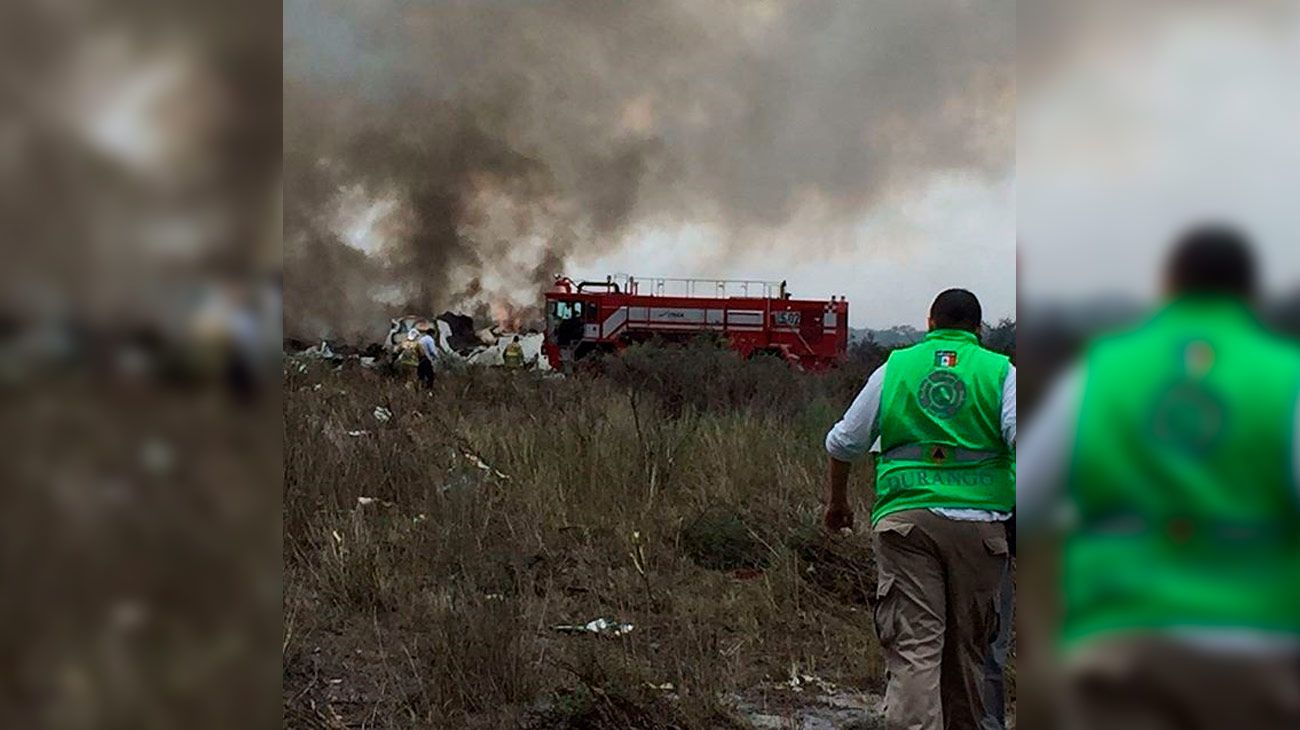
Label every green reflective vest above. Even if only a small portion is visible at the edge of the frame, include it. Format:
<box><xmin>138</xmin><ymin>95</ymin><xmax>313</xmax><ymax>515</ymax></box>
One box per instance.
<box><xmin>503</xmin><ymin>342</ymin><xmax>525</xmax><ymax>368</ymax></box>
<box><xmin>873</xmin><ymin>329</ymin><xmax>1015</xmax><ymax>525</ymax></box>
<box><xmin>1065</xmin><ymin>297</ymin><xmax>1300</xmax><ymax>645</ymax></box>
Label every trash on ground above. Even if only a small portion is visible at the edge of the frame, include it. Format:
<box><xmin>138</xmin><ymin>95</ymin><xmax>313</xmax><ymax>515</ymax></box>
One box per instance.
<box><xmin>298</xmin><ymin>341</ymin><xmax>341</xmax><ymax>360</ymax></box>
<box><xmin>786</xmin><ymin>668</ymin><xmax>837</xmax><ymax>695</ymax></box>
<box><xmin>346</xmin><ymin>430</ymin><xmax>369</xmax><ymax>437</ymax></box>
<box><xmin>110</xmin><ymin>599</ymin><xmax>149</xmax><ymax>632</ymax></box>
<box><xmin>139</xmin><ymin>438</ymin><xmax>174</xmax><ymax>476</ymax></box>
<box><xmin>356</xmin><ymin>496</ymin><xmax>395</xmax><ymax>507</ymax></box>
<box><xmin>552</xmin><ymin>618</ymin><xmax>634</xmax><ymax>637</ymax></box>
<box><xmin>373</xmin><ymin>406</ymin><xmax>392</xmax><ymax>422</ymax></box>
<box><xmin>461</xmin><ymin>449</ymin><xmax>510</xmax><ymax>480</ymax></box>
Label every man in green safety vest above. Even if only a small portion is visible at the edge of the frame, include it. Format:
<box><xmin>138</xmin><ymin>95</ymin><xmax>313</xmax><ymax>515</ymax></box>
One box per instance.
<box><xmin>826</xmin><ymin>288</ymin><xmax>1016</xmax><ymax>730</ymax></box>
<box><xmin>1018</xmin><ymin>225</ymin><xmax>1300</xmax><ymax>729</ymax></box>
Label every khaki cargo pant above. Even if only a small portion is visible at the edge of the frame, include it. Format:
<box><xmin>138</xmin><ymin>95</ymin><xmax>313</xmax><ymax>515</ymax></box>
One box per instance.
<box><xmin>1065</xmin><ymin>637</ymin><xmax>1300</xmax><ymax>730</ymax></box>
<box><xmin>873</xmin><ymin>509</ymin><xmax>1009</xmax><ymax>730</ymax></box>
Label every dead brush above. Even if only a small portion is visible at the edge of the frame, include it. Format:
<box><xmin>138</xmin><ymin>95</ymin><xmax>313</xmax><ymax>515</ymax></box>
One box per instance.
<box><xmin>284</xmin><ymin>341</ymin><xmax>917</xmax><ymax>727</ymax></box>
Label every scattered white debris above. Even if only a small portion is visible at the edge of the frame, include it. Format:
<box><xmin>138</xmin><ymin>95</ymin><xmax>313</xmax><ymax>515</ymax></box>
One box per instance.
<box><xmin>355</xmin><ymin>496</ymin><xmax>399</xmax><ymax>508</ymax></box>
<box><xmin>373</xmin><ymin>406</ymin><xmax>393</xmax><ymax>422</ymax></box>
<box><xmin>475</xmin><ymin>327</ymin><xmax>499</xmax><ymax>345</ymax></box>
<box><xmin>463</xmin><ymin>332</ymin><xmax>551</xmax><ymax>370</ymax></box>
<box><xmin>110</xmin><ymin>598</ymin><xmax>149</xmax><ymax>632</ymax></box>
<box><xmin>139</xmin><ymin>437</ymin><xmax>174</xmax><ymax>476</ymax></box>
<box><xmin>786</xmin><ymin>668</ymin><xmax>837</xmax><ymax>695</ymax></box>
<box><xmin>553</xmin><ymin>618</ymin><xmax>634</xmax><ymax>637</ymax></box>
<box><xmin>413</xmin><ymin>514</ymin><xmax>427</xmax><ymax>524</ymax></box>
<box><xmin>484</xmin><ymin>593</ymin><xmax>505</xmax><ymax>601</ymax></box>
<box><xmin>461</xmin><ymin>449</ymin><xmax>509</xmax><ymax>480</ymax></box>
<box><xmin>359</xmin><ymin>357</ymin><xmax>377</xmax><ymax>368</ymax></box>
<box><xmin>435</xmin><ymin>319</ymin><xmax>457</xmax><ymax>354</ymax></box>
<box><xmin>312</xmin><ymin>383</ymin><xmax>323</xmax><ymax>391</ymax></box>
<box><xmin>331</xmin><ymin>530</ymin><xmax>343</xmax><ymax>544</ymax></box>
<box><xmin>298</xmin><ymin>341</ymin><xmax>341</xmax><ymax>360</ymax></box>
<box><xmin>346</xmin><ymin>430</ymin><xmax>369</xmax><ymax>437</ymax></box>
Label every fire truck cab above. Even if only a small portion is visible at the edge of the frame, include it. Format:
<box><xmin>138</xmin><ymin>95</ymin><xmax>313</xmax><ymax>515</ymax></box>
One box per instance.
<box><xmin>543</xmin><ymin>275</ymin><xmax>848</xmax><ymax>371</ymax></box>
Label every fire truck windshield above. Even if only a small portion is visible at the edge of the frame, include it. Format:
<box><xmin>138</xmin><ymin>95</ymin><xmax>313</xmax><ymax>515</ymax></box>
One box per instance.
<box><xmin>551</xmin><ymin>301</ymin><xmax>583</xmax><ymax>320</ymax></box>
<box><xmin>548</xmin><ymin>300</ymin><xmax>586</xmax><ymax>347</ymax></box>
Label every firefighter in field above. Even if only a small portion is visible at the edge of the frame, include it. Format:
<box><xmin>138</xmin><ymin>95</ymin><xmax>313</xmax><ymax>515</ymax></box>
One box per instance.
<box><xmin>502</xmin><ymin>335</ymin><xmax>525</xmax><ymax>370</ymax></box>
<box><xmin>1018</xmin><ymin>225</ymin><xmax>1300</xmax><ymax>729</ymax></box>
<box><xmin>396</xmin><ymin>332</ymin><xmax>420</xmax><ymax>369</ymax></box>
<box><xmin>825</xmin><ymin>288</ymin><xmax>1015</xmax><ymax>730</ymax></box>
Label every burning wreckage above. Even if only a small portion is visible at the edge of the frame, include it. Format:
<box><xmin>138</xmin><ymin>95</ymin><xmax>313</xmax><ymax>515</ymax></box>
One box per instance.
<box><xmin>288</xmin><ymin>312</ymin><xmax>549</xmax><ymax>372</ymax></box>
<box><xmin>287</xmin><ymin>273</ymin><xmax>850</xmax><ymax>374</ymax></box>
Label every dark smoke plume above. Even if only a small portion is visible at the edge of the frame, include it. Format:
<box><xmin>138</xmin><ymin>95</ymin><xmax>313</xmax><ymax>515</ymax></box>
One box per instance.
<box><xmin>285</xmin><ymin>0</ymin><xmax>1013</xmax><ymax>342</ymax></box>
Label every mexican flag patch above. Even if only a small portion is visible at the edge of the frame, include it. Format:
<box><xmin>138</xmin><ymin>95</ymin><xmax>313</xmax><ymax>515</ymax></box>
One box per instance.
<box><xmin>935</xmin><ymin>351</ymin><xmax>959</xmax><ymax>368</ymax></box>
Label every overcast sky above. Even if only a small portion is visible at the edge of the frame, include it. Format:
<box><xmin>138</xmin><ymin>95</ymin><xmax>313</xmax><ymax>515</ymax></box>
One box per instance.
<box><xmin>582</xmin><ymin>173</ymin><xmax>1015</xmax><ymax>329</ymax></box>
<box><xmin>1020</xmin><ymin>3</ymin><xmax>1300</xmax><ymax>307</ymax></box>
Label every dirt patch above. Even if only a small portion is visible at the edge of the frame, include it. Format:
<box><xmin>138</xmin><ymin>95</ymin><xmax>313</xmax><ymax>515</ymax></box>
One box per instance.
<box><xmin>727</xmin><ymin>681</ymin><xmax>885</xmax><ymax>730</ymax></box>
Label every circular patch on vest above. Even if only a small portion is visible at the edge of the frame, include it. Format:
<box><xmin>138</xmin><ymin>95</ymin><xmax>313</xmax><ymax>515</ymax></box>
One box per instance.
<box><xmin>918</xmin><ymin>371</ymin><xmax>967</xmax><ymax>419</ymax></box>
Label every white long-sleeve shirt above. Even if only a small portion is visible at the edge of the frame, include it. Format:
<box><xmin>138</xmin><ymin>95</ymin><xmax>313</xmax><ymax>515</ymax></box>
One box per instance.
<box><xmin>826</xmin><ymin>362</ymin><xmax>1017</xmax><ymax>522</ymax></box>
<box><xmin>417</xmin><ymin>334</ymin><xmax>440</xmax><ymax>364</ymax></box>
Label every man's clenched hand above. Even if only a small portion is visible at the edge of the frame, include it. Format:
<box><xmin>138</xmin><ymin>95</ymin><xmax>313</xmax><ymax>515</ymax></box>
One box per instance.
<box><xmin>824</xmin><ymin>502</ymin><xmax>854</xmax><ymax>531</ymax></box>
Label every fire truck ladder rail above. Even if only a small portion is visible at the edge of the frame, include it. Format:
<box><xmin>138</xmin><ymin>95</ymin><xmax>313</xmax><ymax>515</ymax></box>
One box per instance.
<box><xmin>616</xmin><ymin>275</ymin><xmax>787</xmax><ymax>299</ymax></box>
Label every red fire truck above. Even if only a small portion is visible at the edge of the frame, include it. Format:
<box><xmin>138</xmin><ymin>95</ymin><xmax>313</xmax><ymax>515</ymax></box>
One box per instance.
<box><xmin>542</xmin><ymin>275</ymin><xmax>849</xmax><ymax>371</ymax></box>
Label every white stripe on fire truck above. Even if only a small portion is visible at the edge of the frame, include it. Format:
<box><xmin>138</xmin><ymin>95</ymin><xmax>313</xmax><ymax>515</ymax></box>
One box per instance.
<box><xmin>601</xmin><ymin>306</ymin><xmax>628</xmax><ymax>337</ymax></box>
<box><xmin>633</xmin><ymin>323</ymin><xmax>762</xmax><ymax>330</ymax></box>
<box><xmin>726</xmin><ymin>311</ymin><xmax>764</xmax><ymax>326</ymax></box>
<box><xmin>599</xmin><ymin>306</ymin><xmax>770</xmax><ymax>338</ymax></box>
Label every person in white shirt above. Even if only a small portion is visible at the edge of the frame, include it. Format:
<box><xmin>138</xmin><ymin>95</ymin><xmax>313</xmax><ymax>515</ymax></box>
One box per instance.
<box><xmin>1017</xmin><ymin>227</ymin><xmax>1300</xmax><ymax>729</ymax></box>
<box><xmin>824</xmin><ymin>289</ymin><xmax>1016</xmax><ymax>730</ymax></box>
<box><xmin>414</xmin><ymin>327</ymin><xmax>439</xmax><ymax>388</ymax></box>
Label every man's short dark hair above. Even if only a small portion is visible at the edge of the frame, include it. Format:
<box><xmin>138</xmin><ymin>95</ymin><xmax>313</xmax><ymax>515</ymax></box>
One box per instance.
<box><xmin>930</xmin><ymin>289</ymin><xmax>982</xmax><ymax>333</ymax></box>
<box><xmin>1166</xmin><ymin>224</ymin><xmax>1256</xmax><ymax>297</ymax></box>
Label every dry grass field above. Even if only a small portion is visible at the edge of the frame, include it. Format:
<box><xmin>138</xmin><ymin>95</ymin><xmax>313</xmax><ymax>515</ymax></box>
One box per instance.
<box><xmin>283</xmin><ymin>340</ymin><xmax>976</xmax><ymax>728</ymax></box>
